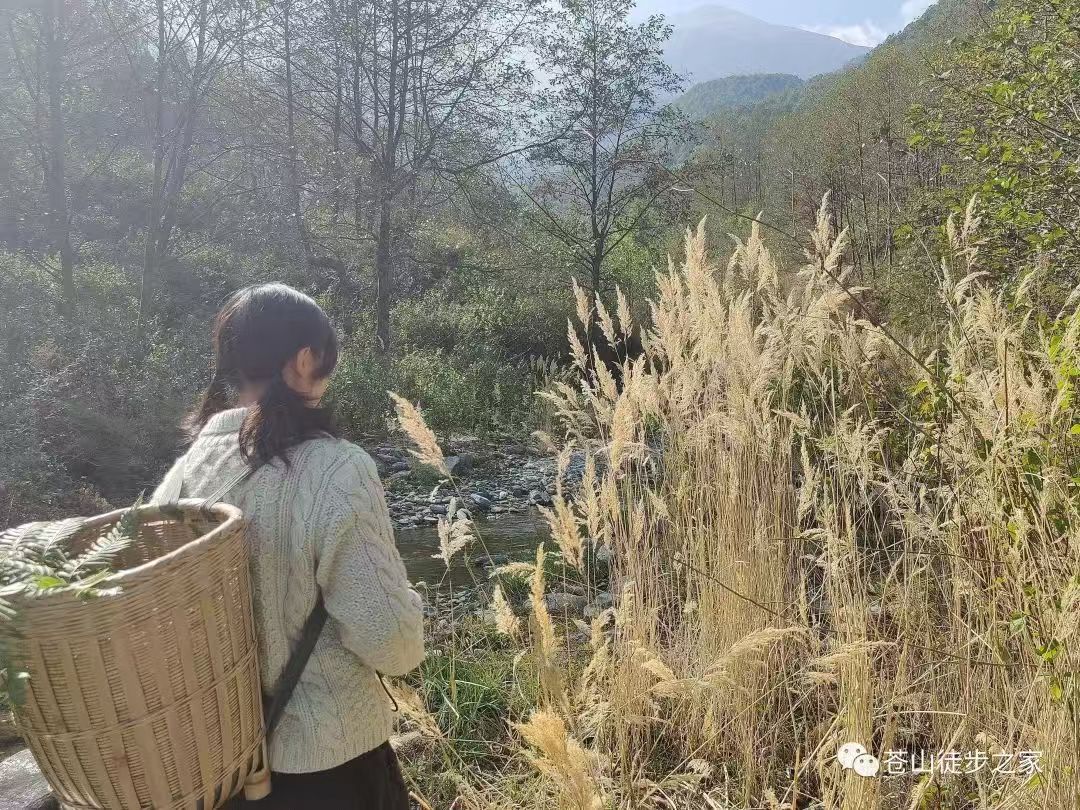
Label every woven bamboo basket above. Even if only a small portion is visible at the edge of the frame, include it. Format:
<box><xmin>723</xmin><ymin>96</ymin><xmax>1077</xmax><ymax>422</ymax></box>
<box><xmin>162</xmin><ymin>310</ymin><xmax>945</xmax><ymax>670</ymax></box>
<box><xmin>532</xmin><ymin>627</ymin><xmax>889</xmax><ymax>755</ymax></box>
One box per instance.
<box><xmin>4</xmin><ymin>501</ymin><xmax>270</xmax><ymax>809</ymax></box>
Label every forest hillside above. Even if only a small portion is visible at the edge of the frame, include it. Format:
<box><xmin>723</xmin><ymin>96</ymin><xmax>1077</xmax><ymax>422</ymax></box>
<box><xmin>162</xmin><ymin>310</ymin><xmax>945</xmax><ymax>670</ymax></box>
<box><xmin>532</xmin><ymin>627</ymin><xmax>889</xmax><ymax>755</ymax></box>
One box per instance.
<box><xmin>674</xmin><ymin>73</ymin><xmax>806</xmax><ymax>122</ymax></box>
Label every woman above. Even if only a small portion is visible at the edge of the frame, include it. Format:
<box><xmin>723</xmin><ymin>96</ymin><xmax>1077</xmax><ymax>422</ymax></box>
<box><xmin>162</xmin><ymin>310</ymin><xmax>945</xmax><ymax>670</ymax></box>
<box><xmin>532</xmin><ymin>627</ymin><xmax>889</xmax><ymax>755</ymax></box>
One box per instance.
<box><xmin>152</xmin><ymin>283</ymin><xmax>424</xmax><ymax>809</ymax></box>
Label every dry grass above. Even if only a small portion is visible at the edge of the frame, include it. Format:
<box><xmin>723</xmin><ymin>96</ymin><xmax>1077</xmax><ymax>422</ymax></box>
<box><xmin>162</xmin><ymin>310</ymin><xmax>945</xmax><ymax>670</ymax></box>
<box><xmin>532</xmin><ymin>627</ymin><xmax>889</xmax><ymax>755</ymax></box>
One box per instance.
<box><xmin>395</xmin><ymin>199</ymin><xmax>1079</xmax><ymax>809</ymax></box>
<box><xmin>390</xmin><ymin>391</ymin><xmax>451</xmax><ymax>477</ymax></box>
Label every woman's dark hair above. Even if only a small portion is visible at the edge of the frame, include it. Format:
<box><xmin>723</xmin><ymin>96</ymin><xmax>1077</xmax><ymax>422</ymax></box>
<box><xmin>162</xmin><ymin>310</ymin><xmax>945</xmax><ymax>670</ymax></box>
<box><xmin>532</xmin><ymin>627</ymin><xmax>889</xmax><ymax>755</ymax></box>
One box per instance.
<box><xmin>186</xmin><ymin>283</ymin><xmax>340</xmax><ymax>467</ymax></box>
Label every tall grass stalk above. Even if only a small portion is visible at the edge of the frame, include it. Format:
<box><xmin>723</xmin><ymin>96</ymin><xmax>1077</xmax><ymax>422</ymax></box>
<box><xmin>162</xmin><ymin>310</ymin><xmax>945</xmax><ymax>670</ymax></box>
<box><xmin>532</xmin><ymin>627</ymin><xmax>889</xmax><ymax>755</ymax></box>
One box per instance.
<box><xmin>403</xmin><ymin>200</ymin><xmax>1079</xmax><ymax>809</ymax></box>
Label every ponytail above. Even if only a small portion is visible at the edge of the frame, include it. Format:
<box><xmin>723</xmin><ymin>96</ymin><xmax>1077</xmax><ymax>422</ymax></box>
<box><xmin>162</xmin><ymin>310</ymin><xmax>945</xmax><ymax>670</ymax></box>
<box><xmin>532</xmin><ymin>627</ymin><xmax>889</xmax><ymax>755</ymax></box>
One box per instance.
<box><xmin>184</xmin><ymin>368</ymin><xmax>230</xmax><ymax>440</ymax></box>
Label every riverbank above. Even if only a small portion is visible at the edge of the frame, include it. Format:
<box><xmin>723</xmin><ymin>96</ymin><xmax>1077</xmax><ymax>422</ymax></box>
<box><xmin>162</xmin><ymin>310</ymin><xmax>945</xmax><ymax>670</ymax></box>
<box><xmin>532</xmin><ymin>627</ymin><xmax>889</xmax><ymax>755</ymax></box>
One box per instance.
<box><xmin>364</xmin><ymin>435</ymin><xmax>584</xmax><ymax>530</ymax></box>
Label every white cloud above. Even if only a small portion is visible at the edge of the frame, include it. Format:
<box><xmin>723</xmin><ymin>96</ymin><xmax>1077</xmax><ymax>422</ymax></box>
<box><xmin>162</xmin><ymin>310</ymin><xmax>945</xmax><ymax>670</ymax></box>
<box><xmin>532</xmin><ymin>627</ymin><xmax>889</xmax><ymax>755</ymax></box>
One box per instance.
<box><xmin>802</xmin><ymin>0</ymin><xmax>940</xmax><ymax>50</ymax></box>
<box><xmin>901</xmin><ymin>0</ymin><xmax>938</xmax><ymax>23</ymax></box>
<box><xmin>801</xmin><ymin>21</ymin><xmax>888</xmax><ymax>48</ymax></box>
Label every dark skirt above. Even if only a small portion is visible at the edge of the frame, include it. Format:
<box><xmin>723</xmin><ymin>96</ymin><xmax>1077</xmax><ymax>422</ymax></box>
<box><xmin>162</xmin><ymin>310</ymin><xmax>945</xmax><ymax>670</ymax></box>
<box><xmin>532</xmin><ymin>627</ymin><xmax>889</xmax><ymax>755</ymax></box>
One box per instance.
<box><xmin>234</xmin><ymin>742</ymin><xmax>410</xmax><ymax>810</ymax></box>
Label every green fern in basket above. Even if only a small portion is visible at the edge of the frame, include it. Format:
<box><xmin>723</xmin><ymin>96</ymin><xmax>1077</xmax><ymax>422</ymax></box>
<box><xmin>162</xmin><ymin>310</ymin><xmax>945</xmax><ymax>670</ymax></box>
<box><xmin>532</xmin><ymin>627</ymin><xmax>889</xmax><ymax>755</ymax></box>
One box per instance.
<box><xmin>0</xmin><ymin>496</ymin><xmax>143</xmax><ymax>619</ymax></box>
<box><xmin>0</xmin><ymin>498</ymin><xmax>143</xmax><ymax>706</ymax></box>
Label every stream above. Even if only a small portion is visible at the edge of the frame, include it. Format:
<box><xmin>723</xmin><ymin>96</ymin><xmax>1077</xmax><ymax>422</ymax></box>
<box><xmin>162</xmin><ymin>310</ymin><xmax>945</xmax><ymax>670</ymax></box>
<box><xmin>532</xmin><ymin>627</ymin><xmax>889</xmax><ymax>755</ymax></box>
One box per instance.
<box><xmin>394</xmin><ymin>510</ymin><xmax>550</xmax><ymax>587</ymax></box>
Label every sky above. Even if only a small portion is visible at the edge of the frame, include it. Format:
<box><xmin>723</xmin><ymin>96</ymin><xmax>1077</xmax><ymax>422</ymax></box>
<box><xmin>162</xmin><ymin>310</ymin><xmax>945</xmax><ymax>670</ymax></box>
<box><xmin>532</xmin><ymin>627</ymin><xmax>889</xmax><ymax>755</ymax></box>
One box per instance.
<box><xmin>632</xmin><ymin>0</ymin><xmax>940</xmax><ymax>47</ymax></box>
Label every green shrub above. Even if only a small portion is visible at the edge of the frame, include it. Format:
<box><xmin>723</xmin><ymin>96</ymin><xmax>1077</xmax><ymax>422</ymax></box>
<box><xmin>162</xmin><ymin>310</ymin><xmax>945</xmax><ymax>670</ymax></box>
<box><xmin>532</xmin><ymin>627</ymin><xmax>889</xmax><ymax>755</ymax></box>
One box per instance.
<box><xmin>413</xmin><ymin>617</ymin><xmax>536</xmax><ymax>764</ymax></box>
<box><xmin>327</xmin><ymin>349</ymin><xmax>395</xmax><ymax>437</ymax></box>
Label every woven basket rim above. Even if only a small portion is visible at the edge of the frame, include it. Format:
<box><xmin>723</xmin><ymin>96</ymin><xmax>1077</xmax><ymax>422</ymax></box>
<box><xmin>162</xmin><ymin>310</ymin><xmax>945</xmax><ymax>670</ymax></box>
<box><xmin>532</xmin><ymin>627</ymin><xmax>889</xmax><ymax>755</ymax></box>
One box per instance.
<box><xmin>69</xmin><ymin>500</ymin><xmax>244</xmax><ymax>586</ymax></box>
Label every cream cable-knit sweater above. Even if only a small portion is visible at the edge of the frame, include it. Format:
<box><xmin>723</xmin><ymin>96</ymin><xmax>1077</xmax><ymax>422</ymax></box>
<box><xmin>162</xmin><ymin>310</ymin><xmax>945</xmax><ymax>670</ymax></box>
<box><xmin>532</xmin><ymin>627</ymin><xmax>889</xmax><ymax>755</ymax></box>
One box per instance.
<box><xmin>151</xmin><ymin>408</ymin><xmax>425</xmax><ymax>773</ymax></box>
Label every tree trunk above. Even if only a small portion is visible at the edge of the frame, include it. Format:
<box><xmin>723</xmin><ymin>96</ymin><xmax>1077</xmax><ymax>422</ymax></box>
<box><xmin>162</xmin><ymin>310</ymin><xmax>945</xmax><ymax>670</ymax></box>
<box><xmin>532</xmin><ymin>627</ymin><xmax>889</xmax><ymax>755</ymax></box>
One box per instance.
<box><xmin>789</xmin><ymin>150</ymin><xmax>796</xmax><ymax>237</ymax></box>
<box><xmin>589</xmin><ymin>234</ymin><xmax>604</xmax><ymax>295</ymax></box>
<box><xmin>154</xmin><ymin>0</ymin><xmax>210</xmax><ymax>272</ymax></box>
<box><xmin>886</xmin><ymin>137</ymin><xmax>894</xmax><ymax>269</ymax></box>
<box><xmin>282</xmin><ymin>0</ymin><xmax>311</xmax><ymax>258</ymax></box>
<box><xmin>731</xmin><ymin>154</ymin><xmax>737</xmax><ymax>209</ymax></box>
<box><xmin>139</xmin><ymin>0</ymin><xmax>167</xmax><ymax>331</ymax></box>
<box><xmin>373</xmin><ymin>0</ymin><xmax>404</xmax><ymax>354</ymax></box>
<box><xmin>43</xmin><ymin>0</ymin><xmax>75</xmax><ymax>317</ymax></box>
<box><xmin>350</xmin><ymin>0</ymin><xmax>366</xmax><ymax>229</ymax></box>
<box><xmin>374</xmin><ymin>200</ymin><xmax>393</xmax><ymax>352</ymax></box>
<box><xmin>329</xmin><ymin>0</ymin><xmax>344</xmax><ymax>224</ymax></box>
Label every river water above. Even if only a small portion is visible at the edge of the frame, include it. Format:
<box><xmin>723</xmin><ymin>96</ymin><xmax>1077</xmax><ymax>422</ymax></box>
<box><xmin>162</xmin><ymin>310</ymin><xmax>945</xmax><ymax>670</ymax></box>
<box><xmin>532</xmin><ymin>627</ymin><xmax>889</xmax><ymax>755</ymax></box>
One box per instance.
<box><xmin>394</xmin><ymin>510</ymin><xmax>550</xmax><ymax>587</ymax></box>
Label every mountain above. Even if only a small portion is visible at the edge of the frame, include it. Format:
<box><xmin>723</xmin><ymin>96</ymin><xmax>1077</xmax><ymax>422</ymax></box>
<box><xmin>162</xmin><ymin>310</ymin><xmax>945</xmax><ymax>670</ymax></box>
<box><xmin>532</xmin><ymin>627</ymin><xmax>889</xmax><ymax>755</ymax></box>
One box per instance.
<box><xmin>875</xmin><ymin>0</ymin><xmax>988</xmax><ymax>51</ymax></box>
<box><xmin>675</xmin><ymin>73</ymin><xmax>805</xmax><ymax>121</ymax></box>
<box><xmin>664</xmin><ymin>5</ymin><xmax>871</xmax><ymax>84</ymax></box>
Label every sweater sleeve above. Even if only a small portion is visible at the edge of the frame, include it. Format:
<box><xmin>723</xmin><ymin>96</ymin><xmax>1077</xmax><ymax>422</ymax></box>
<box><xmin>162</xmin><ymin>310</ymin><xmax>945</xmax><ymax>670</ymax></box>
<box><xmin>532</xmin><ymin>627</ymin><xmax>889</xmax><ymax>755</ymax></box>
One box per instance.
<box><xmin>314</xmin><ymin>444</ymin><xmax>425</xmax><ymax>676</ymax></box>
<box><xmin>150</xmin><ymin>453</ymin><xmax>188</xmax><ymax>504</ymax></box>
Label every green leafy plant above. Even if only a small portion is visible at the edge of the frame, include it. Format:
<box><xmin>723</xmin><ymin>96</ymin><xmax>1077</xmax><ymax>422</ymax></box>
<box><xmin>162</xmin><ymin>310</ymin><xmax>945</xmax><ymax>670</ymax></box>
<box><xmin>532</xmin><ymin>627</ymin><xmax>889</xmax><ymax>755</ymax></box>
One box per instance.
<box><xmin>0</xmin><ymin>500</ymin><xmax>141</xmax><ymax>612</ymax></box>
<box><xmin>0</xmin><ymin>500</ymin><xmax>142</xmax><ymax>705</ymax></box>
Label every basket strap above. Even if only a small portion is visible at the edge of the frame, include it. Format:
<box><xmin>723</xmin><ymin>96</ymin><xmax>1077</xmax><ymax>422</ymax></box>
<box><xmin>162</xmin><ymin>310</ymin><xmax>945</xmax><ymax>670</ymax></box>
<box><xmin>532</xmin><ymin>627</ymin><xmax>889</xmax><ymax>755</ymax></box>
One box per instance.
<box><xmin>169</xmin><ymin>459</ymin><xmax>326</xmax><ymax>737</ymax></box>
<box><xmin>158</xmin><ymin>453</ymin><xmax>256</xmax><ymax>512</ymax></box>
<box><xmin>199</xmin><ymin>465</ymin><xmax>257</xmax><ymax>512</ymax></box>
<box><xmin>263</xmin><ymin>596</ymin><xmax>329</xmax><ymax>736</ymax></box>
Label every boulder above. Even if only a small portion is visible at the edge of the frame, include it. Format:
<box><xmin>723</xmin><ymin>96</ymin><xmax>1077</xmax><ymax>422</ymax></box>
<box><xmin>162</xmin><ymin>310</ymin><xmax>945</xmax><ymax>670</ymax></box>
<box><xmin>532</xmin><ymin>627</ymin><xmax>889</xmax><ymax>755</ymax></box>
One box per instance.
<box><xmin>544</xmin><ymin>591</ymin><xmax>588</xmax><ymax>615</ymax></box>
<box><xmin>445</xmin><ymin>454</ymin><xmax>474</xmax><ymax>475</ymax></box>
<box><xmin>0</xmin><ymin>749</ymin><xmax>56</xmax><ymax>810</ymax></box>
<box><xmin>528</xmin><ymin>489</ymin><xmax>553</xmax><ymax>506</ymax></box>
<box><xmin>468</xmin><ymin>493</ymin><xmax>492</xmax><ymax>512</ymax></box>
<box><xmin>447</xmin><ymin>435</ymin><xmax>480</xmax><ymax>450</ymax></box>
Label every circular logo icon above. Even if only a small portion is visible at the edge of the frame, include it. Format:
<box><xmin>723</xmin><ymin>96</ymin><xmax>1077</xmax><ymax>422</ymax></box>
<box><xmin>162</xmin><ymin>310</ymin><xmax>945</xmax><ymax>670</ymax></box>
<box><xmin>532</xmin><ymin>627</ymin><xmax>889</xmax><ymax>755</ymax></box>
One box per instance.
<box><xmin>852</xmin><ymin>752</ymin><xmax>881</xmax><ymax>778</ymax></box>
<box><xmin>837</xmin><ymin>742</ymin><xmax>867</xmax><ymax>770</ymax></box>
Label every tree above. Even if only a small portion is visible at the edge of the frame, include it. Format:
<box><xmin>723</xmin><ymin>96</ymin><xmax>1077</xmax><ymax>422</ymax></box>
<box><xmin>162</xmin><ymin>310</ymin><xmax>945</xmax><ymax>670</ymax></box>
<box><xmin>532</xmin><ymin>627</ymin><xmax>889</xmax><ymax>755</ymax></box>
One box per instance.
<box><xmin>1</xmin><ymin>0</ymin><xmax>77</xmax><ymax>315</ymax></box>
<box><xmin>525</xmin><ymin>0</ymin><xmax>685</xmax><ymax>300</ymax></box>
<box><xmin>284</xmin><ymin>0</ymin><xmax>536</xmax><ymax>352</ymax></box>
<box><xmin>137</xmin><ymin>0</ymin><xmax>264</xmax><ymax>328</ymax></box>
<box><xmin>913</xmin><ymin>0</ymin><xmax>1080</xmax><ymax>301</ymax></box>
<box><xmin>42</xmin><ymin>0</ymin><xmax>75</xmax><ymax>316</ymax></box>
